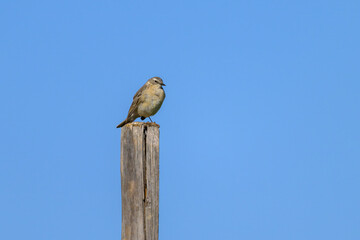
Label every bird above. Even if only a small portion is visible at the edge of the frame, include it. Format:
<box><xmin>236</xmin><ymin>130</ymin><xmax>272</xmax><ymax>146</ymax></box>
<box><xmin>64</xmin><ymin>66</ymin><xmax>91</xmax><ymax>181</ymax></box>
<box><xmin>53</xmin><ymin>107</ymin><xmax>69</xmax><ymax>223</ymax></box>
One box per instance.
<box><xmin>116</xmin><ymin>77</ymin><xmax>166</xmax><ymax>128</ymax></box>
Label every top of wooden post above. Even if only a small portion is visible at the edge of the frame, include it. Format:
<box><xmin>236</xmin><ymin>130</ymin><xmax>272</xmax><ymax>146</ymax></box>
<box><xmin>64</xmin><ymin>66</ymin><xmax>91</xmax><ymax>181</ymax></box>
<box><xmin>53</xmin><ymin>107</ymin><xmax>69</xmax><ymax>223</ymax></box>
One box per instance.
<box><xmin>122</xmin><ymin>122</ymin><xmax>160</xmax><ymax>128</ymax></box>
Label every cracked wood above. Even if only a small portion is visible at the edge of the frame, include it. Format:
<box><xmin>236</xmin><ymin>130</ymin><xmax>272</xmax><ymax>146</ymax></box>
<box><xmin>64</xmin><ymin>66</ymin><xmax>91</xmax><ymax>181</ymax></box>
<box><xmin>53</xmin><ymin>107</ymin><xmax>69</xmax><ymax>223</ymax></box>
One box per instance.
<box><xmin>120</xmin><ymin>122</ymin><xmax>159</xmax><ymax>240</ymax></box>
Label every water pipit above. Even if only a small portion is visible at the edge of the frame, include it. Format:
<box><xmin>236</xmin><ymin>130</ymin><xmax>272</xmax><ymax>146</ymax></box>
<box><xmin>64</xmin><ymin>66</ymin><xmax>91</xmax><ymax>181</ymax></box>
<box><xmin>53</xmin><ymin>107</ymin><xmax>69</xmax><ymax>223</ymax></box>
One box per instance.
<box><xmin>116</xmin><ymin>77</ymin><xmax>166</xmax><ymax>128</ymax></box>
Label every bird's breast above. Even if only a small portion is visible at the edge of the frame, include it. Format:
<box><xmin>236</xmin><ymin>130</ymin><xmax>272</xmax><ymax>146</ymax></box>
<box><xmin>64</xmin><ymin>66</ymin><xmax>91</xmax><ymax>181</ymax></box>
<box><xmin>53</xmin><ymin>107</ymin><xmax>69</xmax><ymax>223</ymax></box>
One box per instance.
<box><xmin>137</xmin><ymin>87</ymin><xmax>165</xmax><ymax>117</ymax></box>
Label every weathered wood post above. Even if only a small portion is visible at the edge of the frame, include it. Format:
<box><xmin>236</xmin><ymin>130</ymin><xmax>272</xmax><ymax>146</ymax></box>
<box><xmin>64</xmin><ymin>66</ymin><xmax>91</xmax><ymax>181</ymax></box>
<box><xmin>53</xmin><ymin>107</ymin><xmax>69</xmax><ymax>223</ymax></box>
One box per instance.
<box><xmin>120</xmin><ymin>122</ymin><xmax>160</xmax><ymax>240</ymax></box>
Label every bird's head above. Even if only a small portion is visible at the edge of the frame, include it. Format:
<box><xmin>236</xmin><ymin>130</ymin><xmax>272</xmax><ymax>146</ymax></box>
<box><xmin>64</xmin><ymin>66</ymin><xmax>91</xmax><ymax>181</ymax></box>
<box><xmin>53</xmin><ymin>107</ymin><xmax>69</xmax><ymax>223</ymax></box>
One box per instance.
<box><xmin>148</xmin><ymin>77</ymin><xmax>166</xmax><ymax>86</ymax></box>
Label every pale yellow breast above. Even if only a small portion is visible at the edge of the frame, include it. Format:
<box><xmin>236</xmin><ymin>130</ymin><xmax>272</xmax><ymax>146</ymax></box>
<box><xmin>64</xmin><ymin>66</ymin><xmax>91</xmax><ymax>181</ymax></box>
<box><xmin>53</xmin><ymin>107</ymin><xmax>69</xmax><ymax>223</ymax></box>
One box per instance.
<box><xmin>137</xmin><ymin>85</ymin><xmax>165</xmax><ymax>117</ymax></box>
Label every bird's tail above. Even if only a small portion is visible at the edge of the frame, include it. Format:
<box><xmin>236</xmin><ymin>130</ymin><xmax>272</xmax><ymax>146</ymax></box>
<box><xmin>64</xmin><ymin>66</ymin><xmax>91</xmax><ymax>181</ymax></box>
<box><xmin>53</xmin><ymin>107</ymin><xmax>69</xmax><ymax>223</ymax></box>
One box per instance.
<box><xmin>116</xmin><ymin>119</ymin><xmax>129</xmax><ymax>128</ymax></box>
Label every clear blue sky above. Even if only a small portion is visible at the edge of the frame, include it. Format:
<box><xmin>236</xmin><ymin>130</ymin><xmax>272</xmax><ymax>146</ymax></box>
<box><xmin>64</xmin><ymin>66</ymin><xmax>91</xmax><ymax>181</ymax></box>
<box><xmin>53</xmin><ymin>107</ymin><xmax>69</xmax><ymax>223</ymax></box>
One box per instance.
<box><xmin>1</xmin><ymin>1</ymin><xmax>359</xmax><ymax>239</ymax></box>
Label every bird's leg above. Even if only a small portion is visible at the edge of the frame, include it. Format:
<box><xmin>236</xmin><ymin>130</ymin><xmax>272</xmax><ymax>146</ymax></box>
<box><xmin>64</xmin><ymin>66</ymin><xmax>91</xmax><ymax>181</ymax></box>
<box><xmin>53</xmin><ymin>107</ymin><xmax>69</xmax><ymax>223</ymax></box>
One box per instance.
<box><xmin>148</xmin><ymin>116</ymin><xmax>153</xmax><ymax>122</ymax></box>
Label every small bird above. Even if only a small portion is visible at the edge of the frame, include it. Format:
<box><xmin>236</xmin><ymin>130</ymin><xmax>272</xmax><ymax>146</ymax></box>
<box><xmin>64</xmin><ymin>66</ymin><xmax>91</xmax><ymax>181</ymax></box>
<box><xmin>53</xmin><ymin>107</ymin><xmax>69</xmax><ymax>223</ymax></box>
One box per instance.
<box><xmin>116</xmin><ymin>77</ymin><xmax>166</xmax><ymax>128</ymax></box>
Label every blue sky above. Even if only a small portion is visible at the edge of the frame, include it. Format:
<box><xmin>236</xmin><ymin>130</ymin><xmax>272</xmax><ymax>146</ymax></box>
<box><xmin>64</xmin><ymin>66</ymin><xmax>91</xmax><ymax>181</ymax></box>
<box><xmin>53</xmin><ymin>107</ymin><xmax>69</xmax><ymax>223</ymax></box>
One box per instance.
<box><xmin>1</xmin><ymin>0</ymin><xmax>359</xmax><ymax>239</ymax></box>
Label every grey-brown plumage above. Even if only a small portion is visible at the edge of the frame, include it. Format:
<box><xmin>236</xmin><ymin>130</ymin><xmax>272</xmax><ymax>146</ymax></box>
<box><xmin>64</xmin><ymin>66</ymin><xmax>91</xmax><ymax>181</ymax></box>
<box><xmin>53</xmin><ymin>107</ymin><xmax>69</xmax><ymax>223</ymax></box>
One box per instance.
<box><xmin>116</xmin><ymin>77</ymin><xmax>166</xmax><ymax>128</ymax></box>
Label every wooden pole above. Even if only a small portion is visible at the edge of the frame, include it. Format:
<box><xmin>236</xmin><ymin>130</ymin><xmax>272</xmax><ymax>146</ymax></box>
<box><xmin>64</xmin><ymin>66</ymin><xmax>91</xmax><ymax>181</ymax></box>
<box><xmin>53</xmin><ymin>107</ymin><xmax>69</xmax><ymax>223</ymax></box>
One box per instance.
<box><xmin>120</xmin><ymin>122</ymin><xmax>160</xmax><ymax>240</ymax></box>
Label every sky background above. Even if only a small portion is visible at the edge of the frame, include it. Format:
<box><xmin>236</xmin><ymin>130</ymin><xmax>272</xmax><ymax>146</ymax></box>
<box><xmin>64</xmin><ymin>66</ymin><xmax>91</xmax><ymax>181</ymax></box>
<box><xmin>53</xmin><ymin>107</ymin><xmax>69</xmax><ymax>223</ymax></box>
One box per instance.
<box><xmin>1</xmin><ymin>0</ymin><xmax>360</xmax><ymax>239</ymax></box>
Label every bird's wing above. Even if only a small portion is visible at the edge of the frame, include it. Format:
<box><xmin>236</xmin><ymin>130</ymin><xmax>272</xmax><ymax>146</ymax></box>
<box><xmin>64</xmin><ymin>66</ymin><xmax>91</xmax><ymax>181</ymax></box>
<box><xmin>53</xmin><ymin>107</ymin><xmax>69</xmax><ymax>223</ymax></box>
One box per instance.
<box><xmin>126</xmin><ymin>84</ymin><xmax>147</xmax><ymax>119</ymax></box>
<box><xmin>133</xmin><ymin>84</ymin><xmax>148</xmax><ymax>99</ymax></box>
<box><xmin>126</xmin><ymin>97</ymin><xmax>140</xmax><ymax>118</ymax></box>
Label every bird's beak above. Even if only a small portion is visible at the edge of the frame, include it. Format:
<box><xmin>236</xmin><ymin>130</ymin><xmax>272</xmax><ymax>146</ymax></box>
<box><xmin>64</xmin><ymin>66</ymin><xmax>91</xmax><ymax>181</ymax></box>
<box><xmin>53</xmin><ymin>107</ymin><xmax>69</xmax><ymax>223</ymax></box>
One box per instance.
<box><xmin>161</xmin><ymin>83</ymin><xmax>166</xmax><ymax>86</ymax></box>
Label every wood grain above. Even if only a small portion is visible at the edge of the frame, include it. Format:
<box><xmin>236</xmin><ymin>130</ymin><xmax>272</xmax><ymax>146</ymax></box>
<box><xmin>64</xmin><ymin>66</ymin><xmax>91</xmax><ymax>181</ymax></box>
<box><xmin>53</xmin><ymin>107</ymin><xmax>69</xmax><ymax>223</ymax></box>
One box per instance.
<box><xmin>120</xmin><ymin>122</ymin><xmax>160</xmax><ymax>240</ymax></box>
